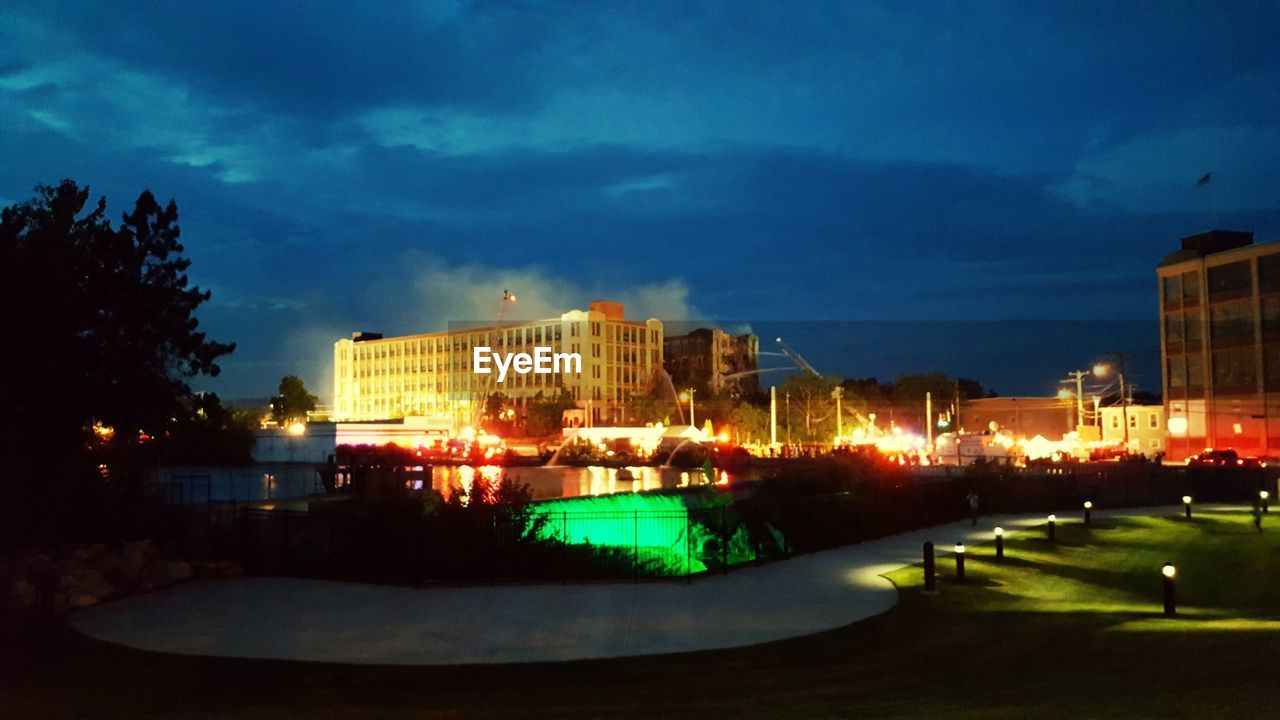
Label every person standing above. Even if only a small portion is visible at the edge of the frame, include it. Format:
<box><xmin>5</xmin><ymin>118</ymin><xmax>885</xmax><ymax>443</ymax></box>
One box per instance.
<box><xmin>967</xmin><ymin>491</ymin><xmax>980</xmax><ymax>527</ymax></box>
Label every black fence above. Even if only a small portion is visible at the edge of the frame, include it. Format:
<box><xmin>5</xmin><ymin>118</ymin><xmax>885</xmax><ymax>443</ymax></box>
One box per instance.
<box><xmin>155</xmin><ymin>463</ymin><xmax>1276</xmax><ymax>585</ymax></box>
<box><xmin>154</xmin><ymin>470</ymin><xmax>326</xmax><ymax>505</ymax></box>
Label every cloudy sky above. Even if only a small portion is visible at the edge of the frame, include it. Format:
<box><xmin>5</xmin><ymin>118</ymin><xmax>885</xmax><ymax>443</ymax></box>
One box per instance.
<box><xmin>3</xmin><ymin>1</ymin><xmax>1278</xmax><ymax>399</ymax></box>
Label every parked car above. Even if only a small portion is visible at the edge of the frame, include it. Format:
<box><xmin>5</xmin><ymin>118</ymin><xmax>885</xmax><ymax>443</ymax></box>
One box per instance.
<box><xmin>1186</xmin><ymin>448</ymin><xmax>1265</xmax><ymax>468</ymax></box>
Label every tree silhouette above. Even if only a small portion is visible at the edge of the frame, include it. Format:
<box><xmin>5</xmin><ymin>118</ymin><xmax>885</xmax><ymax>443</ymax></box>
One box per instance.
<box><xmin>2</xmin><ymin>180</ymin><xmax>234</xmax><ymax>545</ymax></box>
<box><xmin>271</xmin><ymin>375</ymin><xmax>317</xmax><ymax>425</ymax></box>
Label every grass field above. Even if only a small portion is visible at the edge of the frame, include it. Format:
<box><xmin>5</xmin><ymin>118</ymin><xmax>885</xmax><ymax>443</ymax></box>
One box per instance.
<box><xmin>3</xmin><ymin>509</ymin><xmax>1280</xmax><ymax>718</ymax></box>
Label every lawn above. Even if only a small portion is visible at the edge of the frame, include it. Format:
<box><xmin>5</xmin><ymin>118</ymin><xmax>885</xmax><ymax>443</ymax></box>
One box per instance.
<box><xmin>3</xmin><ymin>509</ymin><xmax>1279</xmax><ymax>718</ymax></box>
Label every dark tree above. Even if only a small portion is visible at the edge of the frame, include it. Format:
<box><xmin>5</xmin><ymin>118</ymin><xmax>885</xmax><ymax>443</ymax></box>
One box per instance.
<box><xmin>159</xmin><ymin>393</ymin><xmax>255</xmax><ymax>466</ymax></box>
<box><xmin>523</xmin><ymin>388</ymin><xmax>576</xmax><ymax>437</ymax></box>
<box><xmin>1</xmin><ymin>180</ymin><xmax>234</xmax><ymax>545</ymax></box>
<box><xmin>270</xmin><ymin>374</ymin><xmax>317</xmax><ymax>425</ymax></box>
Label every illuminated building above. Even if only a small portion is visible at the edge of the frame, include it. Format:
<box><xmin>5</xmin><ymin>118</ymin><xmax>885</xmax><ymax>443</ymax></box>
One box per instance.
<box><xmin>959</xmin><ymin>397</ymin><xmax>1075</xmax><ymax>440</ymax></box>
<box><xmin>1158</xmin><ymin>230</ymin><xmax>1280</xmax><ymax>459</ymax></box>
<box><xmin>1099</xmin><ymin>404</ymin><xmax>1165</xmax><ymax>457</ymax></box>
<box><xmin>663</xmin><ymin>328</ymin><xmax>760</xmax><ymax>396</ymax></box>
<box><xmin>333</xmin><ymin>301</ymin><xmax>663</xmax><ymax>427</ymax></box>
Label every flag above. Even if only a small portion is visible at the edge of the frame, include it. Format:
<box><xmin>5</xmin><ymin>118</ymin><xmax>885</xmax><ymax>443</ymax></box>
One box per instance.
<box><xmin>1197</xmin><ymin>172</ymin><xmax>1212</xmax><ymax>187</ymax></box>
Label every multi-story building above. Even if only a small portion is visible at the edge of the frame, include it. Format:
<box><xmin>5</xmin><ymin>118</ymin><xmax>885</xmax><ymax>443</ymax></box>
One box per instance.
<box><xmin>1099</xmin><ymin>404</ymin><xmax>1166</xmax><ymax>458</ymax></box>
<box><xmin>959</xmin><ymin>396</ymin><xmax>1075</xmax><ymax>440</ymax></box>
<box><xmin>333</xmin><ymin>301</ymin><xmax>663</xmax><ymax>427</ymax></box>
<box><xmin>1158</xmin><ymin>230</ymin><xmax>1280</xmax><ymax>460</ymax></box>
<box><xmin>663</xmin><ymin>328</ymin><xmax>760</xmax><ymax>397</ymax></box>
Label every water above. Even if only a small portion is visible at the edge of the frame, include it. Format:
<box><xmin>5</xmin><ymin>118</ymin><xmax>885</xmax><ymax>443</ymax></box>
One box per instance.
<box><xmin>154</xmin><ymin>463</ymin><xmax>731</xmax><ymax>504</ymax></box>
<box><xmin>153</xmin><ymin>464</ymin><xmax>324</xmax><ymax>504</ymax></box>
<box><xmin>432</xmin><ymin>465</ymin><xmax>720</xmax><ymax>503</ymax></box>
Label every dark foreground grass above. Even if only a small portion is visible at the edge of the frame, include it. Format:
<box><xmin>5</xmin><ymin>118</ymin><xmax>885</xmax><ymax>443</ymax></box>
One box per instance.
<box><xmin>4</xmin><ymin>509</ymin><xmax>1280</xmax><ymax>719</ymax></box>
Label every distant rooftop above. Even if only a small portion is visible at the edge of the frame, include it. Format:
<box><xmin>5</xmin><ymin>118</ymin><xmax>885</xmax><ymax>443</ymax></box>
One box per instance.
<box><xmin>1158</xmin><ymin>230</ymin><xmax>1254</xmax><ymax>267</ymax></box>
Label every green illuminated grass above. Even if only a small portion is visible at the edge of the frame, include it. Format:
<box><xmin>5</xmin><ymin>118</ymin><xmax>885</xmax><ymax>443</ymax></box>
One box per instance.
<box><xmin>5</xmin><ymin>510</ymin><xmax>1280</xmax><ymax>718</ymax></box>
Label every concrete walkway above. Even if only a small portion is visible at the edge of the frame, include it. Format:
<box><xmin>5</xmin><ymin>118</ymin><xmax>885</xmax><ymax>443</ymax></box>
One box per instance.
<box><xmin>72</xmin><ymin>506</ymin><xmax>1185</xmax><ymax>665</ymax></box>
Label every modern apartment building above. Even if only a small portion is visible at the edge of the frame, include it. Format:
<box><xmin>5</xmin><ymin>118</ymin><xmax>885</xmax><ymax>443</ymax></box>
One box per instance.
<box><xmin>333</xmin><ymin>301</ymin><xmax>663</xmax><ymax>427</ymax></box>
<box><xmin>663</xmin><ymin>328</ymin><xmax>760</xmax><ymax>397</ymax></box>
<box><xmin>1158</xmin><ymin>230</ymin><xmax>1280</xmax><ymax>460</ymax></box>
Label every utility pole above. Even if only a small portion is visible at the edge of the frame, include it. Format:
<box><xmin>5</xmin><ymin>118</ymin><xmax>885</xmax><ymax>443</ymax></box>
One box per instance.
<box><xmin>786</xmin><ymin>391</ymin><xmax>792</xmax><ymax>446</ymax></box>
<box><xmin>833</xmin><ymin>386</ymin><xmax>844</xmax><ymax>442</ymax></box>
<box><xmin>954</xmin><ymin>379</ymin><xmax>961</xmax><ymax>433</ymax></box>
<box><xmin>770</xmin><ymin>386</ymin><xmax>777</xmax><ymax>446</ymax></box>
<box><xmin>1067</xmin><ymin>370</ymin><xmax>1088</xmax><ymax>429</ymax></box>
<box><xmin>926</xmin><ymin>391</ymin><xmax>933</xmax><ymax>445</ymax></box>
<box><xmin>1121</xmin><ymin>373</ymin><xmax>1130</xmax><ymax>448</ymax></box>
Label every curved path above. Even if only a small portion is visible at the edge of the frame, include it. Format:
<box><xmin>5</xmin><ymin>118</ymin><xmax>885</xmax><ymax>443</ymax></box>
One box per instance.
<box><xmin>72</xmin><ymin>506</ymin><xmax>1181</xmax><ymax>665</ymax></box>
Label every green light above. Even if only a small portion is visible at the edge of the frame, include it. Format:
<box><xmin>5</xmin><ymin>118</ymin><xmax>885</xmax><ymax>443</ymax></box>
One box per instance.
<box><xmin>526</xmin><ymin>490</ymin><xmax>765</xmax><ymax>576</ymax></box>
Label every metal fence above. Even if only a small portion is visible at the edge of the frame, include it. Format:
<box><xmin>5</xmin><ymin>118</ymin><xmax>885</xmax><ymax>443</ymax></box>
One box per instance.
<box><xmin>154</xmin><ymin>462</ymin><xmax>1277</xmax><ymax>585</ymax></box>
<box><xmin>154</xmin><ymin>468</ymin><xmax>325</xmax><ymax>505</ymax></box>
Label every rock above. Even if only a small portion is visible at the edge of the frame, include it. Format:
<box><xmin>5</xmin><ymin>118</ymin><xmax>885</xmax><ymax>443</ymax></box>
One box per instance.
<box><xmin>126</xmin><ymin>539</ymin><xmax>158</xmax><ymax>558</ymax></box>
<box><xmin>74</xmin><ymin>570</ymin><xmax>114</xmax><ymax>601</ymax></box>
<box><xmin>166</xmin><ymin>561</ymin><xmax>193</xmax><ymax>581</ymax></box>
<box><xmin>10</xmin><ymin>579</ymin><xmax>36</xmax><ymax>610</ymax></box>
<box><xmin>56</xmin><ymin>557</ymin><xmax>85</xmax><ymax>578</ymax></box>
<box><xmin>193</xmin><ymin>561</ymin><xmax>242</xmax><ymax>579</ymax></box>
<box><xmin>140</xmin><ymin>560</ymin><xmax>172</xmax><ymax>588</ymax></box>
<box><xmin>73</xmin><ymin>543</ymin><xmax>106</xmax><ymax>562</ymax></box>
<box><xmin>95</xmin><ymin>551</ymin><xmax>122</xmax><ymax>574</ymax></box>
<box><xmin>120</xmin><ymin>549</ymin><xmax>147</xmax><ymax>581</ymax></box>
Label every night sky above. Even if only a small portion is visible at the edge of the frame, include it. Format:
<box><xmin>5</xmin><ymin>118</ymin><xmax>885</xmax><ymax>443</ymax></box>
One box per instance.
<box><xmin>3</xmin><ymin>2</ymin><xmax>1279</xmax><ymax>400</ymax></box>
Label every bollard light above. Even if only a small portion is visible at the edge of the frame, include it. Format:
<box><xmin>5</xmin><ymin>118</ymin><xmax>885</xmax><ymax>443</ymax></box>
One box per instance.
<box><xmin>954</xmin><ymin>543</ymin><xmax>966</xmax><ymax>582</ymax></box>
<box><xmin>1162</xmin><ymin>562</ymin><xmax>1177</xmax><ymax>617</ymax></box>
<box><xmin>1083</xmin><ymin>500</ymin><xmax>1093</xmax><ymax>524</ymax></box>
<box><xmin>1261</xmin><ymin>490</ymin><xmax>1270</xmax><ymax>513</ymax></box>
<box><xmin>923</xmin><ymin>541</ymin><xmax>936</xmax><ymax>593</ymax></box>
<box><xmin>994</xmin><ymin>526</ymin><xmax>1005</xmax><ymax>560</ymax></box>
<box><xmin>1182</xmin><ymin>495</ymin><xmax>1193</xmax><ymax>519</ymax></box>
<box><xmin>1047</xmin><ymin>514</ymin><xmax>1057</xmax><ymax>542</ymax></box>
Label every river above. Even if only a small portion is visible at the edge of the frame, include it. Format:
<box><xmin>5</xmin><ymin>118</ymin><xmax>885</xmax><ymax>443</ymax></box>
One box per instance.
<box><xmin>153</xmin><ymin>463</ymin><xmax>733</xmax><ymax>504</ymax></box>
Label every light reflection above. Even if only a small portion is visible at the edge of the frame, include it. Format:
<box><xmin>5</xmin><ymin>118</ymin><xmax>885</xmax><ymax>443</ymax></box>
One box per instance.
<box><xmin>430</xmin><ymin>464</ymin><xmax>732</xmax><ymax>502</ymax></box>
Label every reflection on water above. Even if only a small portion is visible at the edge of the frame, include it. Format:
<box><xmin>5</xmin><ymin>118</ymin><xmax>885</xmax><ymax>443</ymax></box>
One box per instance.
<box><xmin>154</xmin><ymin>464</ymin><xmax>323</xmax><ymax>503</ymax></box>
<box><xmin>155</xmin><ymin>463</ymin><xmax>730</xmax><ymax>504</ymax></box>
<box><xmin>431</xmin><ymin>465</ymin><xmax>716</xmax><ymax>503</ymax></box>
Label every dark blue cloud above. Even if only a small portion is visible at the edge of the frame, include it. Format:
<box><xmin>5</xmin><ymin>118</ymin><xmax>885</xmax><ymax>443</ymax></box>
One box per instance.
<box><xmin>2</xmin><ymin>1</ymin><xmax>1279</xmax><ymax>398</ymax></box>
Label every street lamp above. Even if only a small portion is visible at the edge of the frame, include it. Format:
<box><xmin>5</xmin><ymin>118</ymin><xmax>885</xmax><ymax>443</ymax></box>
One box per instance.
<box><xmin>1047</xmin><ymin>514</ymin><xmax>1057</xmax><ymax>542</ymax></box>
<box><xmin>1261</xmin><ymin>489</ymin><xmax>1271</xmax><ymax>513</ymax></box>
<box><xmin>1083</xmin><ymin>500</ymin><xmax>1093</xmax><ymax>524</ymax></box>
<box><xmin>954</xmin><ymin>543</ymin><xmax>966</xmax><ymax>582</ymax></box>
<box><xmin>994</xmin><ymin>526</ymin><xmax>1005</xmax><ymax>560</ymax></box>
<box><xmin>1182</xmin><ymin>495</ymin><xmax>1193</xmax><ymax>519</ymax></box>
<box><xmin>679</xmin><ymin>389</ymin><xmax>696</xmax><ymax>427</ymax></box>
<box><xmin>923</xmin><ymin>541</ymin><xmax>937</xmax><ymax>593</ymax></box>
<box><xmin>1162</xmin><ymin>563</ymin><xmax>1177</xmax><ymax>617</ymax></box>
<box><xmin>498</xmin><ymin>289</ymin><xmax>517</xmax><ymax>322</ymax></box>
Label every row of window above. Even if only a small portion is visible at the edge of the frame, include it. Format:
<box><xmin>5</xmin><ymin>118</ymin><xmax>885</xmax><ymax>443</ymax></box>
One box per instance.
<box><xmin>1165</xmin><ymin>254</ymin><xmax>1280</xmax><ymax>307</ymax></box>
<box><xmin>340</xmin><ymin>345</ymin><xmax>658</xmax><ymax>378</ymax></box>
<box><xmin>1165</xmin><ymin>296</ymin><xmax>1280</xmax><ymax>354</ymax></box>
<box><xmin>1108</xmin><ymin>411</ymin><xmax>1161</xmax><ymax>430</ymax></box>
<box><xmin>1168</xmin><ymin>346</ymin><xmax>1280</xmax><ymax>392</ymax></box>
